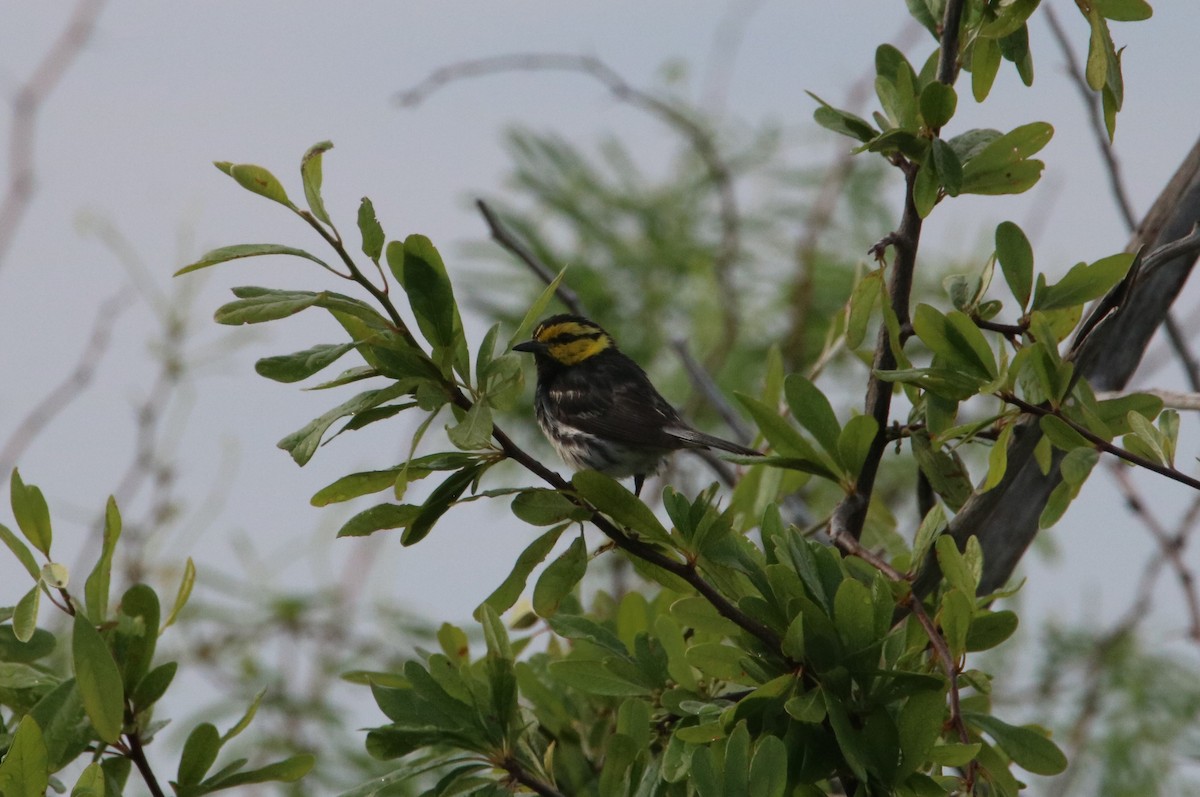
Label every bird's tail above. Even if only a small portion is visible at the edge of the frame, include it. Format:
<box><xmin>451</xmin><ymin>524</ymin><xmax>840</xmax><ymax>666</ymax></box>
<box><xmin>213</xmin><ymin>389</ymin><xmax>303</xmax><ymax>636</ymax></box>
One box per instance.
<box><xmin>670</xmin><ymin>426</ymin><xmax>762</xmax><ymax>457</ymax></box>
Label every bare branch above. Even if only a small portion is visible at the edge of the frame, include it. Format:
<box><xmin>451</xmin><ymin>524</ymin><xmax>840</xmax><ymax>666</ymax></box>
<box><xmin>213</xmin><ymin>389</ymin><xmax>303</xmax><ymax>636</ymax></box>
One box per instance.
<box><xmin>475</xmin><ymin>198</ymin><xmax>582</xmax><ymax>315</ymax></box>
<box><xmin>0</xmin><ymin>290</ymin><xmax>132</xmax><ymax>475</ymax></box>
<box><xmin>0</xmin><ymin>0</ymin><xmax>108</xmax><ymax>273</ymax></box>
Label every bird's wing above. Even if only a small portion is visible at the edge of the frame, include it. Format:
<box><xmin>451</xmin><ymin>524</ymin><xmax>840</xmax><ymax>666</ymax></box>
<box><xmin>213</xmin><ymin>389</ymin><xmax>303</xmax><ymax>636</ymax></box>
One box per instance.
<box><xmin>551</xmin><ymin>363</ymin><xmax>695</xmax><ymax>451</ymax></box>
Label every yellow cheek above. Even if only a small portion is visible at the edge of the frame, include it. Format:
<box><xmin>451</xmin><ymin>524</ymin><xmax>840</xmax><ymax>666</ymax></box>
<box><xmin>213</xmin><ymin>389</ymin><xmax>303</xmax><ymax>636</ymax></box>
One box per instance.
<box><xmin>550</xmin><ymin>338</ymin><xmax>607</xmax><ymax>364</ymax></box>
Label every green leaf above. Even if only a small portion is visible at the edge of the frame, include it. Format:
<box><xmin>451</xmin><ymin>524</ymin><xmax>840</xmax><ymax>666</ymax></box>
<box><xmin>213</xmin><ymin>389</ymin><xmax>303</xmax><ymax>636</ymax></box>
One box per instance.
<box><xmin>532</xmin><ymin>535</ymin><xmax>588</xmax><ymax>617</ymax></box>
<box><xmin>995</xmin><ymin>221</ymin><xmax>1034</xmax><ymax>309</ymax></box>
<box><xmin>834</xmin><ymin>577</ymin><xmax>877</xmax><ymax>654</ymax></box>
<box><xmin>808</xmin><ymin>92</ymin><xmax>877</xmax><ymax>142</ymax></box>
<box><xmin>972</xmin><ymin>36</ymin><xmax>1002</xmax><ymax>102</ymax></box>
<box><xmin>508</xmin><ymin>266</ymin><xmax>568</xmax><ymax>350</ymax></box>
<box><xmin>965</xmin><ymin>609</ymin><xmax>1019</xmax><ymax>651</ymax></box>
<box><xmin>897</xmin><ymin>689</ymin><xmax>946</xmax><ymax>779</ymax></box>
<box><xmin>71</xmin><ymin>763</ymin><xmax>106</xmax><ymax>797</ymax></box>
<box><xmin>278</xmin><ymin>381</ymin><xmax>412</xmax><ymax>466</ymax></box>
<box><xmin>571</xmin><ymin>470</ymin><xmax>671</xmax><ymax>545</ymax></box>
<box><xmin>161</xmin><ymin>557</ymin><xmax>196</xmax><ymax>632</ymax></box>
<box><xmin>0</xmin><ymin>522</ymin><xmax>40</xmax><ymax>580</ymax></box>
<box><xmin>961</xmin><ymin>122</ymin><xmax>1053</xmax><ymax>195</ymax></box>
<box><xmin>402</xmin><ymin>234</ymin><xmax>459</xmax><ymax>350</ymax></box>
<box><xmin>255</xmin><ymin>343</ymin><xmax>356</xmax><ymax>383</ymax></box>
<box><xmin>72</xmin><ymin>614</ymin><xmax>124</xmax><ymax>744</ymax></box>
<box><xmin>0</xmin><ymin>715</ymin><xmax>49</xmax><ymax>797</ymax></box>
<box><xmin>549</xmin><ymin>659</ymin><xmax>652</xmax><ymax>697</ymax></box>
<box><xmin>511</xmin><ymin>490</ymin><xmax>589</xmax><ymax>526</ymax></box>
<box><xmin>131</xmin><ymin>661</ymin><xmax>177</xmax><ymax>710</ymax></box>
<box><xmin>920</xmin><ymin>82</ymin><xmax>956</xmax><ymax>129</ymax></box>
<box><xmin>935</xmin><ymin>535</ymin><xmax>977</xmax><ymax>597</ymax></box>
<box><xmin>838</xmin><ymin>415</ymin><xmax>879</xmax><ymax>484</ymax></box>
<box><xmin>11</xmin><ymin>469</ymin><xmax>52</xmax><ymax>556</ymax></box>
<box><xmin>221</xmin><ymin>162</ymin><xmax>294</xmax><ymax>208</ymax></box>
<box><xmin>402</xmin><ymin>462</ymin><xmax>486</xmax><ymax>546</ymax></box>
<box><xmin>913</xmin><ymin>158</ymin><xmax>939</xmax><ymax>218</ymax></box>
<box><xmin>477</xmin><ymin>524</ymin><xmax>568</xmax><ymax>617</ymax></box>
<box><xmin>1095</xmin><ymin>0</ymin><xmax>1153</xmax><ymax>21</ymax></box>
<box><xmin>964</xmin><ymin>712</ymin><xmax>1068</xmax><ymax>775</ymax></box>
<box><xmin>336</xmin><ymin>503</ymin><xmax>420</xmax><ymax>538</ymax></box>
<box><xmin>214</xmin><ymin>291</ymin><xmax>321</xmax><ymax>325</ymax></box>
<box><xmin>931</xmin><ymin>137</ymin><xmax>963</xmax><ymax>196</ymax></box>
<box><xmin>912</xmin><ymin>304</ymin><xmax>996</xmax><ymax>379</ymax></box>
<box><xmin>115</xmin><ymin>584</ymin><xmax>160</xmax><ymax>693</ymax></box>
<box><xmin>1086</xmin><ymin>10</ymin><xmax>1110</xmax><ymax>91</ymax></box>
<box><xmin>785</xmin><ymin>689</ymin><xmax>826</xmax><ymax>723</ymax></box>
<box><xmin>200</xmin><ymin>754</ymin><xmax>315</xmax><ymax>790</ymax></box>
<box><xmin>13</xmin><ymin>585</ymin><xmax>39</xmax><ymax>643</ymax></box>
<box><xmin>221</xmin><ymin>689</ymin><xmax>266</xmax><ymax>744</ymax></box>
<box><xmin>912</xmin><ymin>503</ymin><xmax>947</xmax><ymax>567</ymax></box>
<box><xmin>177</xmin><ymin>722</ymin><xmax>221</xmax><ymax>785</ymax></box>
<box><xmin>354</xmin><ymin>198</ymin><xmax>385</xmax><ymax>264</ymax></box>
<box><xmin>785</xmin><ymin>374</ymin><xmax>841</xmax><ymax>459</ymax></box>
<box><xmin>0</xmin><ymin>624</ymin><xmax>55</xmax><ymax>662</ymax></box>
<box><xmin>983</xmin><ymin>423</ymin><xmax>1014</xmax><ymax>491</ymax></box>
<box><xmin>940</xmin><ymin>588</ymin><xmax>972</xmax><ymax>658</ymax></box>
<box><xmin>175</xmin><ymin>243</ymin><xmax>333</xmax><ymax>276</ymax></box>
<box><xmin>1033</xmin><ymin>252</ymin><xmax>1135</xmax><ymax>311</ymax></box>
<box><xmin>1060</xmin><ymin>447</ymin><xmax>1100</xmax><ymax>486</ymax></box>
<box><xmin>445</xmin><ymin>401</ymin><xmax>493</xmax><ymax>451</ymax></box>
<box><xmin>734</xmin><ymin>394</ymin><xmax>840</xmax><ymax>481</ymax></box>
<box><xmin>685</xmin><ymin>642</ymin><xmax>749</xmax><ymax>682</ymax></box>
<box><xmin>846</xmin><ymin>269</ymin><xmax>883</xmax><ymax>349</ymax></box>
<box><xmin>299</xmin><ymin>141</ymin><xmax>333</xmax><ymax>224</ymax></box>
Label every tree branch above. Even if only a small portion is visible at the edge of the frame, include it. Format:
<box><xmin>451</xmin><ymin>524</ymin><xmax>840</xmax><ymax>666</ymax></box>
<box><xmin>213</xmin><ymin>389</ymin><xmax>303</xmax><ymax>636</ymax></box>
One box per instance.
<box><xmin>0</xmin><ymin>0</ymin><xmax>107</xmax><ymax>273</ymax></box>
<box><xmin>475</xmin><ymin>198</ymin><xmax>583</xmax><ymax>315</ymax></box>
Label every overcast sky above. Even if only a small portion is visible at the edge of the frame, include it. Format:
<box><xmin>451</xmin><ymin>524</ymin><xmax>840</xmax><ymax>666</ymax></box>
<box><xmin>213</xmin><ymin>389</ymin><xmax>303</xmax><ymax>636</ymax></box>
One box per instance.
<box><xmin>2</xmin><ymin>2</ymin><xmax>1199</xmax><ymax>653</ymax></box>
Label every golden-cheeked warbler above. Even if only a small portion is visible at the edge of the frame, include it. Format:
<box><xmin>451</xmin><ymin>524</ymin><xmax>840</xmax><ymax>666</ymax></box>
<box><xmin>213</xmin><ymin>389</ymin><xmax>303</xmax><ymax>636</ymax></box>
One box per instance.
<box><xmin>513</xmin><ymin>314</ymin><xmax>761</xmax><ymax>495</ymax></box>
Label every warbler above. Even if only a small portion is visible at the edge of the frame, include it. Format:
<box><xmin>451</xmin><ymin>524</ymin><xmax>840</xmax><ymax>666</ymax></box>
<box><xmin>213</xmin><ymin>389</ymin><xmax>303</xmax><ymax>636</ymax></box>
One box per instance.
<box><xmin>513</xmin><ymin>313</ymin><xmax>760</xmax><ymax>496</ymax></box>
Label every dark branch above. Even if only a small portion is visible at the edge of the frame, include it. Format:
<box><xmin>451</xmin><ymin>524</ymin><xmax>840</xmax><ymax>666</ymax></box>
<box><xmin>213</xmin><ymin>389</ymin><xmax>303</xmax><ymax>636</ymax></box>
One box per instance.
<box><xmin>475</xmin><ymin>198</ymin><xmax>583</xmax><ymax>315</ymax></box>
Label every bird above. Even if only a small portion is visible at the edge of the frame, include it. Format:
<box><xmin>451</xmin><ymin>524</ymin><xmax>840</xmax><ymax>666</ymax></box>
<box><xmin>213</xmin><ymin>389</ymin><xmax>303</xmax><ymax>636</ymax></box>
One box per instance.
<box><xmin>513</xmin><ymin>313</ymin><xmax>761</xmax><ymax>496</ymax></box>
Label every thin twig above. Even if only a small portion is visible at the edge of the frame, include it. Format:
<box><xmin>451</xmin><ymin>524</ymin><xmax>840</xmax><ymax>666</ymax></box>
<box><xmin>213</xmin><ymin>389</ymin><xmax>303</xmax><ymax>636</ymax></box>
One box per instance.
<box><xmin>0</xmin><ymin>290</ymin><xmax>132</xmax><ymax>475</ymax></box>
<box><xmin>1108</xmin><ymin>465</ymin><xmax>1200</xmax><ymax>642</ymax></box>
<box><xmin>998</xmin><ymin>392</ymin><xmax>1200</xmax><ymax>491</ymax></box>
<box><xmin>670</xmin><ymin>338</ymin><xmax>752</xmax><ymax>444</ymax></box>
<box><xmin>475</xmin><ymin>199</ymin><xmax>582</xmax><ymax>315</ymax></box>
<box><xmin>0</xmin><ymin>0</ymin><xmax>108</xmax><ymax>273</ymax></box>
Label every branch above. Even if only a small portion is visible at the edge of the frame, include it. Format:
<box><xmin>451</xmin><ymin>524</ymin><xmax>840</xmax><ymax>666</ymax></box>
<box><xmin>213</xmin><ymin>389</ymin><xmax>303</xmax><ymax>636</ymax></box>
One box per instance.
<box><xmin>475</xmin><ymin>199</ymin><xmax>583</xmax><ymax>315</ymax></box>
<box><xmin>125</xmin><ymin>729</ymin><xmax>166</xmax><ymax>797</ymax></box>
<box><xmin>0</xmin><ymin>0</ymin><xmax>107</xmax><ymax>273</ymax></box>
<box><xmin>500</xmin><ymin>755</ymin><xmax>565</xmax><ymax>797</ymax></box>
<box><xmin>0</xmin><ymin>290</ymin><xmax>131</xmax><ymax>475</ymax></box>
<box><xmin>829</xmin><ymin>0</ymin><xmax>967</xmax><ymax>543</ymax></box>
<box><xmin>998</xmin><ymin>392</ymin><xmax>1200</xmax><ymax>491</ymax></box>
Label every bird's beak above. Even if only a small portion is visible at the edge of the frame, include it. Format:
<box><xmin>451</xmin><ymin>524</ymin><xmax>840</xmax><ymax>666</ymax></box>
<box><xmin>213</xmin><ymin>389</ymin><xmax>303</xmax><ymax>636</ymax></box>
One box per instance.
<box><xmin>513</xmin><ymin>340</ymin><xmax>546</xmax><ymax>354</ymax></box>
